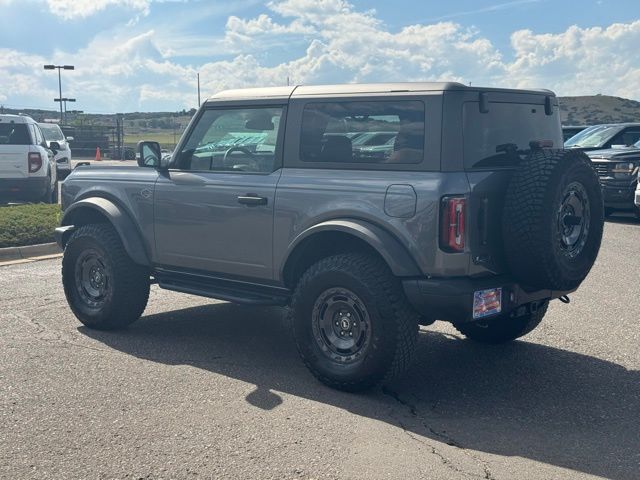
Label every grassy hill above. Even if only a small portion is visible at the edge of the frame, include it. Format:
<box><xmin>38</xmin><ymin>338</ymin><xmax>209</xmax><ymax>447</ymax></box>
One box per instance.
<box><xmin>558</xmin><ymin>95</ymin><xmax>640</xmax><ymax>126</ymax></box>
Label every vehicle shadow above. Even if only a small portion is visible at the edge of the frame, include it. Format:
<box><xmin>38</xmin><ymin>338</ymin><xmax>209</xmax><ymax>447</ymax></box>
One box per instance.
<box><xmin>79</xmin><ymin>303</ymin><xmax>639</xmax><ymax>480</ymax></box>
<box><xmin>605</xmin><ymin>213</ymin><xmax>640</xmax><ymax>225</ymax></box>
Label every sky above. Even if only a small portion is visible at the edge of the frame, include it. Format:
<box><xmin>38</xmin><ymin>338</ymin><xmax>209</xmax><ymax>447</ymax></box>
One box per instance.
<box><xmin>0</xmin><ymin>0</ymin><xmax>639</xmax><ymax>113</ymax></box>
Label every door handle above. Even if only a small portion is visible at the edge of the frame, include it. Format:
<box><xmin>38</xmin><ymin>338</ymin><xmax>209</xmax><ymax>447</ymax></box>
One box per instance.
<box><xmin>237</xmin><ymin>194</ymin><xmax>268</xmax><ymax>206</ymax></box>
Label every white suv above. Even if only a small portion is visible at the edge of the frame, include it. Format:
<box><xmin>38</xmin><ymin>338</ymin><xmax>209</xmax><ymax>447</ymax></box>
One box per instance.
<box><xmin>39</xmin><ymin>122</ymin><xmax>73</xmax><ymax>179</ymax></box>
<box><xmin>0</xmin><ymin>114</ymin><xmax>57</xmax><ymax>203</ymax></box>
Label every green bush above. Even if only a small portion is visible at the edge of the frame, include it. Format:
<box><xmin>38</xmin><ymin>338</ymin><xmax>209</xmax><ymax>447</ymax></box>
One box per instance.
<box><xmin>0</xmin><ymin>204</ymin><xmax>61</xmax><ymax>248</ymax></box>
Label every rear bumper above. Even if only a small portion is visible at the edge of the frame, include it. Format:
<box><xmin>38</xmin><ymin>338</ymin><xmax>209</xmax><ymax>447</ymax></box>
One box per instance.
<box><xmin>600</xmin><ymin>181</ymin><xmax>637</xmax><ymax>210</ymax></box>
<box><xmin>0</xmin><ymin>177</ymin><xmax>48</xmax><ymax>200</ymax></box>
<box><xmin>403</xmin><ymin>275</ymin><xmax>574</xmax><ymax>323</ymax></box>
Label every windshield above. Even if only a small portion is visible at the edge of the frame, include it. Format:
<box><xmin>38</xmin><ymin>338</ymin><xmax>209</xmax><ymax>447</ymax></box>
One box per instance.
<box><xmin>38</xmin><ymin>123</ymin><xmax>65</xmax><ymax>141</ymax></box>
<box><xmin>564</xmin><ymin>125</ymin><xmax>621</xmax><ymax>148</ymax></box>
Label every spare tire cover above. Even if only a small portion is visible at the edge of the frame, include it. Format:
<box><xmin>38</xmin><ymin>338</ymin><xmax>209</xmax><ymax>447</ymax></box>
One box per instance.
<box><xmin>502</xmin><ymin>149</ymin><xmax>604</xmax><ymax>291</ymax></box>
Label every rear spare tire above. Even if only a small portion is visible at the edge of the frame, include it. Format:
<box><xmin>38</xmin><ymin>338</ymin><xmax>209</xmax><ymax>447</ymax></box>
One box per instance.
<box><xmin>502</xmin><ymin>149</ymin><xmax>603</xmax><ymax>291</ymax></box>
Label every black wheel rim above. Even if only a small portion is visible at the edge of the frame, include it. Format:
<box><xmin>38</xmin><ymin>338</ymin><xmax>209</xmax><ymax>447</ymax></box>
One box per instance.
<box><xmin>311</xmin><ymin>287</ymin><xmax>371</xmax><ymax>364</ymax></box>
<box><xmin>74</xmin><ymin>249</ymin><xmax>110</xmax><ymax>308</ymax></box>
<box><xmin>556</xmin><ymin>181</ymin><xmax>591</xmax><ymax>258</ymax></box>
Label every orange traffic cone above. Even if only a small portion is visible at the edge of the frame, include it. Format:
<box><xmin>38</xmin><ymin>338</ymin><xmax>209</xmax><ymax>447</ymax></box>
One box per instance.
<box><xmin>95</xmin><ymin>147</ymin><xmax>101</xmax><ymax>161</ymax></box>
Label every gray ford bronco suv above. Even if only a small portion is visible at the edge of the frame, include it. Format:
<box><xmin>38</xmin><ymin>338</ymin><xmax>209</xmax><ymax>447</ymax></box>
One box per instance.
<box><xmin>56</xmin><ymin>83</ymin><xmax>604</xmax><ymax>391</ymax></box>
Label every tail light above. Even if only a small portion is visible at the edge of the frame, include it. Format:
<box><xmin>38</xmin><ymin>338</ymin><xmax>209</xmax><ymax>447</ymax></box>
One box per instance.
<box><xmin>440</xmin><ymin>196</ymin><xmax>466</xmax><ymax>252</ymax></box>
<box><xmin>28</xmin><ymin>152</ymin><xmax>42</xmax><ymax>173</ymax></box>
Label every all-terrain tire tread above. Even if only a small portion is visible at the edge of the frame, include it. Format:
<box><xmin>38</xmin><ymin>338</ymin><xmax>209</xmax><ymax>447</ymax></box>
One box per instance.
<box><xmin>454</xmin><ymin>301</ymin><xmax>549</xmax><ymax>344</ymax></box>
<box><xmin>290</xmin><ymin>253</ymin><xmax>419</xmax><ymax>391</ymax></box>
<box><xmin>502</xmin><ymin>149</ymin><xmax>603</xmax><ymax>290</ymax></box>
<box><xmin>62</xmin><ymin>223</ymin><xmax>150</xmax><ymax>330</ymax></box>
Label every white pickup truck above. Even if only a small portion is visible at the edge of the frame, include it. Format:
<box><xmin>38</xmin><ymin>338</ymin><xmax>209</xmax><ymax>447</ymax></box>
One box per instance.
<box><xmin>0</xmin><ymin>114</ymin><xmax>57</xmax><ymax>203</ymax></box>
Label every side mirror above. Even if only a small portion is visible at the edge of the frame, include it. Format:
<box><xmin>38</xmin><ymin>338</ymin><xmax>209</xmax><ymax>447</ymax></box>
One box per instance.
<box><xmin>66</xmin><ymin>136</ymin><xmax>74</xmax><ymax>142</ymax></box>
<box><xmin>49</xmin><ymin>141</ymin><xmax>61</xmax><ymax>152</ymax></box>
<box><xmin>137</xmin><ymin>141</ymin><xmax>163</xmax><ymax>168</ymax></box>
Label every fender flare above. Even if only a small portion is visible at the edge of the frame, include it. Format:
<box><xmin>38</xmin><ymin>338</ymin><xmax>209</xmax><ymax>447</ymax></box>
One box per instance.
<box><xmin>59</xmin><ymin>197</ymin><xmax>150</xmax><ymax>266</ymax></box>
<box><xmin>281</xmin><ymin>218</ymin><xmax>421</xmax><ymax>280</ymax></box>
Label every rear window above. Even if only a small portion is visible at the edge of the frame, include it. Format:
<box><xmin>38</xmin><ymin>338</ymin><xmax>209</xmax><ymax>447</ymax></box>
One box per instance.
<box><xmin>300</xmin><ymin>100</ymin><xmax>425</xmax><ymax>164</ymax></box>
<box><xmin>0</xmin><ymin>123</ymin><xmax>31</xmax><ymax>145</ymax></box>
<box><xmin>463</xmin><ymin>102</ymin><xmax>562</xmax><ymax>169</ymax></box>
<box><xmin>39</xmin><ymin>123</ymin><xmax>65</xmax><ymax>142</ymax></box>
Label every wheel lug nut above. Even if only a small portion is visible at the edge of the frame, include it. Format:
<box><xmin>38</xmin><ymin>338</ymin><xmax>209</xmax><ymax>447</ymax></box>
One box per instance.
<box><xmin>347</xmin><ymin>313</ymin><xmax>351</xmax><ymax>317</ymax></box>
<box><xmin>349</xmin><ymin>332</ymin><xmax>353</xmax><ymax>336</ymax></box>
<box><xmin>335</xmin><ymin>321</ymin><xmax>339</xmax><ymax>326</ymax></box>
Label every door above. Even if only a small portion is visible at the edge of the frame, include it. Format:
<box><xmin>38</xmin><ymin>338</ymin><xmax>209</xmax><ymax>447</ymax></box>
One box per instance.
<box><xmin>154</xmin><ymin>105</ymin><xmax>286</xmax><ymax>281</ymax></box>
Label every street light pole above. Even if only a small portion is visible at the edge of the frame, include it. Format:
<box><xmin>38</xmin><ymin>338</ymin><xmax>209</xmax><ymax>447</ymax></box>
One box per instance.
<box><xmin>44</xmin><ymin>64</ymin><xmax>74</xmax><ymax>124</ymax></box>
<box><xmin>197</xmin><ymin>73</ymin><xmax>201</xmax><ymax>107</ymax></box>
<box><xmin>54</xmin><ymin>98</ymin><xmax>76</xmax><ymax>124</ymax></box>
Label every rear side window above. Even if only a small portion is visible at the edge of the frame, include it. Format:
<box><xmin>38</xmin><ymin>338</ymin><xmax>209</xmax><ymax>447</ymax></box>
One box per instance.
<box><xmin>463</xmin><ymin>102</ymin><xmax>562</xmax><ymax>169</ymax></box>
<box><xmin>612</xmin><ymin>129</ymin><xmax>640</xmax><ymax>147</ymax></box>
<box><xmin>0</xmin><ymin>124</ymin><xmax>31</xmax><ymax>145</ymax></box>
<box><xmin>300</xmin><ymin>101</ymin><xmax>425</xmax><ymax>164</ymax></box>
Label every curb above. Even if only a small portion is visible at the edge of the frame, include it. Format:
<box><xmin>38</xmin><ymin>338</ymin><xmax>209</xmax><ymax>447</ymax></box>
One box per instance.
<box><xmin>0</xmin><ymin>242</ymin><xmax>61</xmax><ymax>262</ymax></box>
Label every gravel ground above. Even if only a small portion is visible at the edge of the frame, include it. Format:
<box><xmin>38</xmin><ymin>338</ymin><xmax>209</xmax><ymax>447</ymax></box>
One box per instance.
<box><xmin>1</xmin><ymin>218</ymin><xmax>639</xmax><ymax>480</ymax></box>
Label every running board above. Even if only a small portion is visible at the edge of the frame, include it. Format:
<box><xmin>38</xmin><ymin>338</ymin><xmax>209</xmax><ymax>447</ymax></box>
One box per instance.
<box><xmin>154</xmin><ymin>269</ymin><xmax>290</xmax><ymax>306</ymax></box>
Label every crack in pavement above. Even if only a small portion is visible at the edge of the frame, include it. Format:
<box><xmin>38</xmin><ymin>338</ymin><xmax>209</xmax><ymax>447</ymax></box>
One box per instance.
<box><xmin>382</xmin><ymin>386</ymin><xmax>496</xmax><ymax>480</ymax></box>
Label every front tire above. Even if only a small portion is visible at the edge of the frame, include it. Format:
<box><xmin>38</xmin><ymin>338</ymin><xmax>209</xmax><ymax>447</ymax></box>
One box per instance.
<box><xmin>62</xmin><ymin>223</ymin><xmax>150</xmax><ymax>330</ymax></box>
<box><xmin>290</xmin><ymin>253</ymin><xmax>419</xmax><ymax>391</ymax></box>
<box><xmin>454</xmin><ymin>301</ymin><xmax>549</xmax><ymax>344</ymax></box>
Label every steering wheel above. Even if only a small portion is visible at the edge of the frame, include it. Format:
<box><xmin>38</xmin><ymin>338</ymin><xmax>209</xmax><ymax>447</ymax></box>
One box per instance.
<box><xmin>222</xmin><ymin>146</ymin><xmax>260</xmax><ymax>170</ymax></box>
<box><xmin>144</xmin><ymin>155</ymin><xmax>157</xmax><ymax>166</ymax></box>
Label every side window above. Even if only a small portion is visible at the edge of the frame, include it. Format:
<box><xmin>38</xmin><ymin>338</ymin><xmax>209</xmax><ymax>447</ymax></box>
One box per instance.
<box><xmin>613</xmin><ymin>130</ymin><xmax>640</xmax><ymax>146</ymax></box>
<box><xmin>177</xmin><ymin>107</ymin><xmax>283</xmax><ymax>173</ymax></box>
<box><xmin>33</xmin><ymin>125</ymin><xmax>45</xmax><ymax>146</ymax></box>
<box><xmin>300</xmin><ymin>100</ymin><xmax>425</xmax><ymax>164</ymax></box>
<box><xmin>29</xmin><ymin>125</ymin><xmax>38</xmax><ymax>145</ymax></box>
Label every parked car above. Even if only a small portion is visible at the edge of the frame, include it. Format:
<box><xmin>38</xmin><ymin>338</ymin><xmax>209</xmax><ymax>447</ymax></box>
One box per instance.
<box><xmin>56</xmin><ymin>83</ymin><xmax>604</xmax><ymax>391</ymax></box>
<box><xmin>635</xmin><ymin>171</ymin><xmax>640</xmax><ymax>212</ymax></box>
<box><xmin>565</xmin><ymin>123</ymin><xmax>640</xmax><ymax>151</ymax></box>
<box><xmin>351</xmin><ymin>131</ymin><xmax>397</xmax><ymax>149</ymax></box>
<box><xmin>587</xmin><ymin>143</ymin><xmax>640</xmax><ymax>217</ymax></box>
<box><xmin>39</xmin><ymin>122</ymin><xmax>73</xmax><ymax>179</ymax></box>
<box><xmin>354</xmin><ymin>135</ymin><xmax>396</xmax><ymax>162</ymax></box>
<box><xmin>562</xmin><ymin>125</ymin><xmax>588</xmax><ymax>142</ymax></box>
<box><xmin>0</xmin><ymin>114</ymin><xmax>57</xmax><ymax>203</ymax></box>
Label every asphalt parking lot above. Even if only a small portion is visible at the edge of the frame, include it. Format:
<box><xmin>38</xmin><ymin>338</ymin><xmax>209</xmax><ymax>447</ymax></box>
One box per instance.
<box><xmin>1</xmin><ymin>218</ymin><xmax>638</xmax><ymax>480</ymax></box>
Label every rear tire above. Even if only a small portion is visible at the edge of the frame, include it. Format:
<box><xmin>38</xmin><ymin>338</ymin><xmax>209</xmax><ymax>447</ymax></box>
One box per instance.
<box><xmin>454</xmin><ymin>301</ymin><xmax>549</xmax><ymax>344</ymax></box>
<box><xmin>290</xmin><ymin>253</ymin><xmax>419</xmax><ymax>391</ymax></box>
<box><xmin>62</xmin><ymin>223</ymin><xmax>150</xmax><ymax>330</ymax></box>
<box><xmin>39</xmin><ymin>173</ymin><xmax>54</xmax><ymax>204</ymax></box>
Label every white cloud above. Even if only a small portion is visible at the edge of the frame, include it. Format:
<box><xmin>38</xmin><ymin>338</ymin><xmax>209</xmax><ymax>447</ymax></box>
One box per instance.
<box><xmin>45</xmin><ymin>0</ymin><xmax>152</xmax><ymax>19</ymax></box>
<box><xmin>507</xmin><ymin>21</ymin><xmax>640</xmax><ymax>99</ymax></box>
